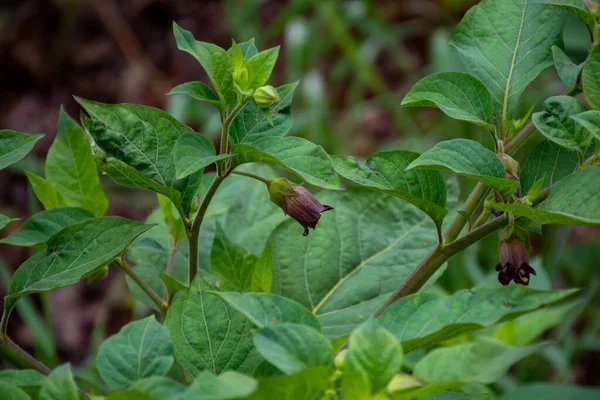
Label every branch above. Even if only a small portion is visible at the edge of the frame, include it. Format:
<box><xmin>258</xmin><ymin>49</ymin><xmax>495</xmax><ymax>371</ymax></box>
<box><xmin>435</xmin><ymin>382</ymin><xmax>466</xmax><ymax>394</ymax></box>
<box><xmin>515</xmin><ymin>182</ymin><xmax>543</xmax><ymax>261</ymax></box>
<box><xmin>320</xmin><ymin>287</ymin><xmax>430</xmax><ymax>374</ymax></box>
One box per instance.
<box><xmin>115</xmin><ymin>258</ymin><xmax>168</xmax><ymax>315</ymax></box>
<box><xmin>231</xmin><ymin>170</ymin><xmax>271</xmax><ymax>185</ymax></box>
<box><xmin>0</xmin><ymin>334</ymin><xmax>51</xmax><ymax>374</ymax></box>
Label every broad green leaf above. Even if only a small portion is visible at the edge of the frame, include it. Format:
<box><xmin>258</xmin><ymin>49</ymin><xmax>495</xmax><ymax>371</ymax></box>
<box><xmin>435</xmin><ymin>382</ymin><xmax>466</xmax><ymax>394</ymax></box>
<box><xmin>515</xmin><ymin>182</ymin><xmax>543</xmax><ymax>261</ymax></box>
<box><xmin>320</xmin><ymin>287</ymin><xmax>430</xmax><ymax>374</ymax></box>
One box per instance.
<box><xmin>246</xmin><ymin>47</ymin><xmax>280</xmax><ymax>90</ymax></box>
<box><xmin>211</xmin><ymin>223</ymin><xmax>258</xmax><ymax>291</ymax></box>
<box><xmin>341</xmin><ymin>320</ymin><xmax>403</xmax><ymax>400</ymax></box>
<box><xmin>107</xmin><ymin>391</ymin><xmax>155</xmax><ymax>400</ymax></box>
<box><xmin>0</xmin><ymin>207</ymin><xmax>94</xmax><ymax>247</ymax></box>
<box><xmin>0</xmin><ymin>213</ymin><xmax>18</xmax><ymax>231</ymax></box>
<box><xmin>250</xmin><ymin>242</ymin><xmax>273</xmax><ymax>293</ymax></box>
<box><xmin>520</xmin><ymin>139</ymin><xmax>580</xmax><ymax>194</ymax></box>
<box><xmin>0</xmin><ymin>381</ymin><xmax>30</xmax><ymax>400</ymax></box>
<box><xmin>0</xmin><ymin>369</ymin><xmax>45</xmax><ymax>387</ymax></box>
<box><xmin>583</xmin><ymin>45</ymin><xmax>600</xmax><ymax>110</ymax></box>
<box><xmin>502</xmin><ymin>384</ymin><xmax>600</xmax><ymax>400</ymax></box>
<box><xmin>529</xmin><ymin>0</ymin><xmax>596</xmax><ymax>31</ymax></box>
<box><xmin>423</xmin><ymin>393</ymin><xmax>480</xmax><ymax>400</ymax></box>
<box><xmin>246</xmin><ymin>367</ymin><xmax>332</xmax><ymax>400</ymax></box>
<box><xmin>532</xmin><ymin>96</ymin><xmax>591</xmax><ymax>151</ymax></box>
<box><xmin>46</xmin><ymin>108</ymin><xmax>108</xmax><ymax>216</ymax></box>
<box><xmin>172</xmin><ymin>23</ymin><xmax>236</xmax><ymax>107</ymax></box>
<box><xmin>173</xmin><ymin>132</ymin><xmax>230</xmax><ymax>179</ymax></box>
<box><xmin>164</xmin><ymin>278</ymin><xmax>256</xmax><ymax>376</ymax></box>
<box><xmin>123</xmin><ymin>377</ymin><xmax>186</xmax><ymax>399</ymax></box>
<box><xmin>271</xmin><ymin>189</ymin><xmax>439</xmax><ymax>339</ymax></box>
<box><xmin>414</xmin><ymin>338</ymin><xmax>544</xmax><ymax>384</ymax></box>
<box><xmin>211</xmin><ymin>292</ymin><xmax>320</xmax><ymax>330</ymax></box>
<box><xmin>0</xmin><ymin>129</ymin><xmax>43</xmax><ymax>170</ymax></box>
<box><xmin>493</xmin><ymin>166</ymin><xmax>600</xmax><ymax>225</ymax></box>
<box><xmin>6</xmin><ymin>217</ymin><xmax>152</xmax><ymax>315</ymax></box>
<box><xmin>401</xmin><ymin>72</ymin><xmax>494</xmax><ymax>129</ymax></box>
<box><xmin>77</xmin><ymin>98</ymin><xmax>202</xmax><ymax>215</ymax></box>
<box><xmin>39</xmin><ymin>364</ymin><xmax>78</xmax><ymax>400</ymax></box>
<box><xmin>185</xmin><ymin>371</ymin><xmax>258</xmax><ymax>399</ymax></box>
<box><xmin>253</xmin><ymin>323</ymin><xmax>333</xmax><ymax>375</ymax></box>
<box><xmin>97</xmin><ymin>316</ymin><xmax>174</xmax><ymax>390</ymax></box>
<box><xmin>406</xmin><ymin>139</ymin><xmax>518</xmax><ymax>197</ymax></box>
<box><xmin>167</xmin><ymin>81</ymin><xmax>223</xmax><ymax>110</ymax></box>
<box><xmin>571</xmin><ymin>110</ymin><xmax>600</xmax><ymax>141</ymax></box>
<box><xmin>551</xmin><ymin>46</ymin><xmax>584</xmax><ymax>89</ymax></box>
<box><xmin>449</xmin><ymin>0</ymin><xmax>564</xmax><ymax>119</ymax></box>
<box><xmin>332</xmin><ymin>151</ymin><xmax>447</xmax><ymax>227</ymax></box>
<box><xmin>377</xmin><ymin>286</ymin><xmax>577</xmax><ymax>353</ymax></box>
<box><xmin>25</xmin><ymin>171</ymin><xmax>67</xmax><ymax>210</ymax></box>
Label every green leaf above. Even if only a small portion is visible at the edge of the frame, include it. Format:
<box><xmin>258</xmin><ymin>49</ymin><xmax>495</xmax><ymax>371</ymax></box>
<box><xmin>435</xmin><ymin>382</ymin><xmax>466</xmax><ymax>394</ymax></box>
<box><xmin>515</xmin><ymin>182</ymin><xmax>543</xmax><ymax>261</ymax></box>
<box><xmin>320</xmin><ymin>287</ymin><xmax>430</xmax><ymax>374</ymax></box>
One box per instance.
<box><xmin>271</xmin><ymin>189</ymin><xmax>440</xmax><ymax>338</ymax></box>
<box><xmin>250</xmin><ymin>241</ymin><xmax>273</xmax><ymax>293</ymax></box>
<box><xmin>571</xmin><ymin>110</ymin><xmax>600</xmax><ymax>141</ymax></box>
<box><xmin>494</xmin><ymin>166</ymin><xmax>600</xmax><ymax>225</ymax></box>
<box><xmin>449</xmin><ymin>0</ymin><xmax>564</xmax><ymax>119</ymax></box>
<box><xmin>211</xmin><ymin>292</ymin><xmax>320</xmax><ymax>330</ymax></box>
<box><xmin>246</xmin><ymin>367</ymin><xmax>332</xmax><ymax>400</ymax></box>
<box><xmin>124</xmin><ymin>377</ymin><xmax>186</xmax><ymax>399</ymax></box>
<box><xmin>414</xmin><ymin>338</ymin><xmax>544</xmax><ymax>384</ymax></box>
<box><xmin>25</xmin><ymin>171</ymin><xmax>68</xmax><ymax>210</ymax></box>
<box><xmin>172</xmin><ymin>23</ymin><xmax>236</xmax><ymax>107</ymax></box>
<box><xmin>341</xmin><ymin>320</ymin><xmax>403</xmax><ymax>399</ymax></box>
<box><xmin>502</xmin><ymin>384</ymin><xmax>600</xmax><ymax>400</ymax></box>
<box><xmin>377</xmin><ymin>286</ymin><xmax>577</xmax><ymax>353</ymax></box>
<box><xmin>529</xmin><ymin>0</ymin><xmax>596</xmax><ymax>31</ymax></box>
<box><xmin>246</xmin><ymin>47</ymin><xmax>280</xmax><ymax>90</ymax></box>
<box><xmin>532</xmin><ymin>96</ymin><xmax>591</xmax><ymax>151</ymax></box>
<box><xmin>406</xmin><ymin>139</ymin><xmax>518</xmax><ymax>197</ymax></box>
<box><xmin>173</xmin><ymin>132</ymin><xmax>230</xmax><ymax>179</ymax></box>
<box><xmin>0</xmin><ymin>381</ymin><xmax>30</xmax><ymax>400</ymax></box>
<box><xmin>211</xmin><ymin>223</ymin><xmax>258</xmax><ymax>291</ymax></box>
<box><xmin>253</xmin><ymin>323</ymin><xmax>333</xmax><ymax>375</ymax></box>
<box><xmin>46</xmin><ymin>107</ymin><xmax>108</xmax><ymax>216</ymax></box>
<box><xmin>160</xmin><ymin>272</ymin><xmax>188</xmax><ymax>300</ymax></box>
<box><xmin>164</xmin><ymin>278</ymin><xmax>256</xmax><ymax>376</ymax></box>
<box><xmin>551</xmin><ymin>46</ymin><xmax>584</xmax><ymax>89</ymax></box>
<box><xmin>401</xmin><ymin>72</ymin><xmax>494</xmax><ymax>129</ymax></box>
<box><xmin>96</xmin><ymin>316</ymin><xmax>174</xmax><ymax>390</ymax></box>
<box><xmin>167</xmin><ymin>81</ymin><xmax>223</xmax><ymax>110</ymax></box>
<box><xmin>157</xmin><ymin>194</ymin><xmax>186</xmax><ymax>242</ymax></box>
<box><xmin>0</xmin><ymin>207</ymin><xmax>94</xmax><ymax>247</ymax></box>
<box><xmin>77</xmin><ymin>98</ymin><xmax>202</xmax><ymax>215</ymax></box>
<box><xmin>6</xmin><ymin>216</ymin><xmax>152</xmax><ymax>315</ymax></box>
<box><xmin>423</xmin><ymin>394</ymin><xmax>481</xmax><ymax>400</ymax></box>
<box><xmin>185</xmin><ymin>371</ymin><xmax>258</xmax><ymax>399</ymax></box>
<box><xmin>520</xmin><ymin>139</ymin><xmax>580</xmax><ymax>194</ymax></box>
<box><xmin>583</xmin><ymin>45</ymin><xmax>600</xmax><ymax>110</ymax></box>
<box><xmin>0</xmin><ymin>369</ymin><xmax>46</xmax><ymax>387</ymax></box>
<box><xmin>228</xmin><ymin>38</ymin><xmax>258</xmax><ymax>59</ymax></box>
<box><xmin>39</xmin><ymin>364</ymin><xmax>78</xmax><ymax>400</ymax></box>
<box><xmin>0</xmin><ymin>129</ymin><xmax>43</xmax><ymax>170</ymax></box>
<box><xmin>0</xmin><ymin>213</ymin><xmax>18</xmax><ymax>232</ymax></box>
<box><xmin>332</xmin><ymin>151</ymin><xmax>447</xmax><ymax>227</ymax></box>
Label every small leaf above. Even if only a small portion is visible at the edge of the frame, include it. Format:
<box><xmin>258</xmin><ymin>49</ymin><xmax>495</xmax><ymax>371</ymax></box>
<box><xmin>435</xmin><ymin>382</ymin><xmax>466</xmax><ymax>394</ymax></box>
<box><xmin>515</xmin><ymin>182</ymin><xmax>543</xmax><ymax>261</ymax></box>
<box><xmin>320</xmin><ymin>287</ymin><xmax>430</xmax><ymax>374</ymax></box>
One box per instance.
<box><xmin>529</xmin><ymin>0</ymin><xmax>596</xmax><ymax>31</ymax></box>
<box><xmin>551</xmin><ymin>46</ymin><xmax>584</xmax><ymax>89</ymax></box>
<box><xmin>583</xmin><ymin>45</ymin><xmax>600</xmax><ymax>110</ymax></box>
<box><xmin>253</xmin><ymin>323</ymin><xmax>333</xmax><ymax>375</ymax></box>
<box><xmin>25</xmin><ymin>171</ymin><xmax>67</xmax><ymax>210</ymax></box>
<box><xmin>0</xmin><ymin>207</ymin><xmax>94</xmax><ymax>247</ymax></box>
<box><xmin>413</xmin><ymin>338</ymin><xmax>545</xmax><ymax>384</ymax></box>
<box><xmin>571</xmin><ymin>110</ymin><xmax>600</xmax><ymax>141</ymax></box>
<box><xmin>39</xmin><ymin>364</ymin><xmax>79</xmax><ymax>400</ymax></box>
<box><xmin>250</xmin><ymin>241</ymin><xmax>273</xmax><ymax>293</ymax></box>
<box><xmin>160</xmin><ymin>272</ymin><xmax>188</xmax><ymax>300</ymax></box>
<box><xmin>6</xmin><ymin>216</ymin><xmax>152</xmax><ymax>315</ymax></box>
<box><xmin>0</xmin><ymin>213</ymin><xmax>18</xmax><ymax>232</ymax></box>
<box><xmin>167</xmin><ymin>81</ymin><xmax>223</xmax><ymax>110</ymax></box>
<box><xmin>333</xmin><ymin>151</ymin><xmax>447</xmax><ymax>227</ymax></box>
<box><xmin>164</xmin><ymin>278</ymin><xmax>256</xmax><ymax>376</ymax></box>
<box><xmin>406</xmin><ymin>139</ymin><xmax>519</xmax><ymax>197</ymax></box>
<box><xmin>341</xmin><ymin>320</ymin><xmax>403</xmax><ymax>399</ymax></box>
<box><xmin>0</xmin><ymin>129</ymin><xmax>43</xmax><ymax>170</ymax></box>
<box><xmin>211</xmin><ymin>223</ymin><xmax>258</xmax><ymax>291</ymax></box>
<box><xmin>185</xmin><ymin>371</ymin><xmax>258</xmax><ymax>399</ymax></box>
<box><xmin>210</xmin><ymin>292</ymin><xmax>321</xmax><ymax>331</ymax></box>
<box><xmin>46</xmin><ymin>107</ymin><xmax>108</xmax><ymax>216</ymax></box>
<box><xmin>157</xmin><ymin>194</ymin><xmax>186</xmax><ymax>242</ymax></box>
<box><xmin>246</xmin><ymin>47</ymin><xmax>280</xmax><ymax>90</ymax></box>
<box><xmin>246</xmin><ymin>367</ymin><xmax>332</xmax><ymax>400</ymax></box>
<box><xmin>173</xmin><ymin>132</ymin><xmax>230</xmax><ymax>179</ymax></box>
<box><xmin>533</xmin><ymin>95</ymin><xmax>591</xmax><ymax>151</ymax></box>
<box><xmin>502</xmin><ymin>383</ymin><xmax>600</xmax><ymax>400</ymax></box>
<box><xmin>96</xmin><ymin>316</ymin><xmax>174</xmax><ymax>390</ymax></box>
<box><xmin>520</xmin><ymin>139</ymin><xmax>580</xmax><ymax>194</ymax></box>
<box><xmin>228</xmin><ymin>38</ymin><xmax>258</xmax><ymax>59</ymax></box>
<box><xmin>401</xmin><ymin>72</ymin><xmax>494</xmax><ymax>129</ymax></box>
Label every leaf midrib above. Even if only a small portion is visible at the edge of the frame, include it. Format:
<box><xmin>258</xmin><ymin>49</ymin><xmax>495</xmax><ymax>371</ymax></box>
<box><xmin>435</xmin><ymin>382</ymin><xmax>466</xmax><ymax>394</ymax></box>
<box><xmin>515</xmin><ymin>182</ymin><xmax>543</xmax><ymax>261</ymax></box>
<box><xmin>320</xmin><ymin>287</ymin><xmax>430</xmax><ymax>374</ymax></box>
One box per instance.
<box><xmin>502</xmin><ymin>4</ymin><xmax>527</xmax><ymax>121</ymax></box>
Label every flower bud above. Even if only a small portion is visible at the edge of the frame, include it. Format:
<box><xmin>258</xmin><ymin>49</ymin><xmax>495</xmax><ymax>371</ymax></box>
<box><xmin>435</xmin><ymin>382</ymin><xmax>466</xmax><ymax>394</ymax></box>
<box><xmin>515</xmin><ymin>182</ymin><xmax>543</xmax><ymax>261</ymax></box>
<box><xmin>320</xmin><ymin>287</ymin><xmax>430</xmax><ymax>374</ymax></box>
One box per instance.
<box><xmin>334</xmin><ymin>349</ymin><xmax>347</xmax><ymax>369</ymax></box>
<box><xmin>268</xmin><ymin>177</ymin><xmax>334</xmax><ymax>236</ymax></box>
<box><xmin>495</xmin><ymin>236</ymin><xmax>536</xmax><ymax>286</ymax></box>
<box><xmin>254</xmin><ymin>85</ymin><xmax>280</xmax><ymax>109</ymax></box>
<box><xmin>386</xmin><ymin>373</ymin><xmax>423</xmax><ymax>394</ymax></box>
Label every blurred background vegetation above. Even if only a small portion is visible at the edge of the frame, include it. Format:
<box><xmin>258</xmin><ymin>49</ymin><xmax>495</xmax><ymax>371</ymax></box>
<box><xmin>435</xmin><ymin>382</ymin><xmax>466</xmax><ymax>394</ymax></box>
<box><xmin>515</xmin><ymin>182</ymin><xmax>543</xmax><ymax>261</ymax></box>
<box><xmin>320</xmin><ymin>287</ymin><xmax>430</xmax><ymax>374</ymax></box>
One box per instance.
<box><xmin>0</xmin><ymin>0</ymin><xmax>598</xmax><ymax>390</ymax></box>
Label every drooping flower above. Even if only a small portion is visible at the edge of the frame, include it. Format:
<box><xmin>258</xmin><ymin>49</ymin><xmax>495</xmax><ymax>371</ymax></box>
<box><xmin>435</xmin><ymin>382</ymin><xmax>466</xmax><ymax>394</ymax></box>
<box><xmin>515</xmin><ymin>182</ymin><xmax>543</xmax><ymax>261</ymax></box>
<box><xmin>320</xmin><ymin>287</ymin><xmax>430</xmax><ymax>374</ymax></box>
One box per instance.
<box><xmin>495</xmin><ymin>237</ymin><xmax>536</xmax><ymax>286</ymax></box>
<box><xmin>268</xmin><ymin>177</ymin><xmax>333</xmax><ymax>236</ymax></box>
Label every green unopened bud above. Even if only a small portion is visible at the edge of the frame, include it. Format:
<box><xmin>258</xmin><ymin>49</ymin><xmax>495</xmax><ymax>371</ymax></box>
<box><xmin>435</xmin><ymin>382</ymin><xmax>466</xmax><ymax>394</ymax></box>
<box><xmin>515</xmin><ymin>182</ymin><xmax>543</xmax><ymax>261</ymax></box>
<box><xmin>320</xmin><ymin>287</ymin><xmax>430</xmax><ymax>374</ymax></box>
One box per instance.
<box><xmin>499</xmin><ymin>153</ymin><xmax>520</xmax><ymax>181</ymax></box>
<box><xmin>254</xmin><ymin>85</ymin><xmax>280</xmax><ymax>109</ymax></box>
<box><xmin>233</xmin><ymin>65</ymin><xmax>249</xmax><ymax>90</ymax></box>
<box><xmin>268</xmin><ymin>177</ymin><xmax>334</xmax><ymax>236</ymax></box>
<box><xmin>87</xmin><ymin>265</ymin><xmax>109</xmax><ymax>285</ymax></box>
<box><xmin>386</xmin><ymin>373</ymin><xmax>423</xmax><ymax>394</ymax></box>
<box><xmin>334</xmin><ymin>349</ymin><xmax>347</xmax><ymax>369</ymax></box>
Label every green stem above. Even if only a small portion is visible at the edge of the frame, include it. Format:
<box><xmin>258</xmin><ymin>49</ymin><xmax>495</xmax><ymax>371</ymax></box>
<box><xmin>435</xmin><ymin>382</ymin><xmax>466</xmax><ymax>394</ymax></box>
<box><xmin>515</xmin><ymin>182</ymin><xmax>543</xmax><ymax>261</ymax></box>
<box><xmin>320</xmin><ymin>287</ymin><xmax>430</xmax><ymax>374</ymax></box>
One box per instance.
<box><xmin>231</xmin><ymin>170</ymin><xmax>271</xmax><ymax>185</ymax></box>
<box><xmin>0</xmin><ymin>333</ymin><xmax>51</xmax><ymax>374</ymax></box>
<box><xmin>115</xmin><ymin>258</ymin><xmax>168</xmax><ymax>315</ymax></box>
<box><xmin>217</xmin><ymin>100</ymin><xmax>248</xmax><ymax>176</ymax></box>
